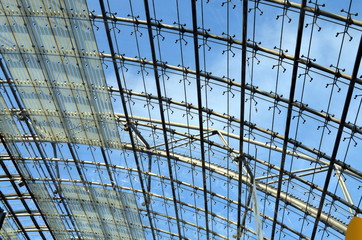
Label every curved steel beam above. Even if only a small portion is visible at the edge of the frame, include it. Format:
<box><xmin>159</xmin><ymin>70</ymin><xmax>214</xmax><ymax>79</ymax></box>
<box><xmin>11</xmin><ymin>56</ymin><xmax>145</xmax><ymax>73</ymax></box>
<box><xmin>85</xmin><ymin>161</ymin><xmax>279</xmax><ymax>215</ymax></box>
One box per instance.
<box><xmin>121</xmin><ymin>143</ymin><xmax>348</xmax><ymax>234</ymax></box>
<box><xmin>1</xmin><ymin>156</ymin><xmax>312</xmax><ymax>239</ymax></box>
<box><xmin>14</xmin><ymin>178</ymin><xmax>263</xmax><ymax>239</ymax></box>
<box><xmin>8</xmin><ymin>224</ymin><xmax>189</xmax><ymax>240</ymax></box>
<box><xmin>91</xmin><ymin>16</ymin><xmax>362</xmax><ymax>84</ymax></box>
<box><xmin>117</xmin><ymin>113</ymin><xmax>361</xmax><ymax>214</ymax></box>
<box><xmin>13</xmin><ymin>143</ymin><xmax>348</xmax><ymax>234</ymax></box>
<box><xmin>261</xmin><ymin>0</ymin><xmax>362</xmax><ymax>27</ymax></box>
<box><xmin>7</xmin><ymin>208</ymin><xmax>230</xmax><ymax>240</ymax></box>
<box><xmin>21</xmin><ymin>172</ymin><xmax>346</xmax><ymax>235</ymax></box>
<box><xmin>2</xmin><ymin>120</ymin><xmax>361</xmax><ymax>217</ymax></box>
<box><xmin>3</xmin><ymin>101</ymin><xmax>361</xmax><ymax>219</ymax></box>
<box><xmin>103</xmin><ymin>57</ymin><xmax>362</xmax><ymax>137</ymax></box>
<box><xmin>3</xmin><ymin>106</ymin><xmax>361</xmax><ymax>214</ymax></box>
<box><xmin>114</xmin><ymin>92</ymin><xmax>362</xmax><ymax>179</ymax></box>
<box><xmin>119</xmin><ymin>114</ymin><xmax>362</xmax><ymax>181</ymax></box>
<box><xmin>3</xmin><ymin>84</ymin><xmax>361</xmax><ymax>178</ymax></box>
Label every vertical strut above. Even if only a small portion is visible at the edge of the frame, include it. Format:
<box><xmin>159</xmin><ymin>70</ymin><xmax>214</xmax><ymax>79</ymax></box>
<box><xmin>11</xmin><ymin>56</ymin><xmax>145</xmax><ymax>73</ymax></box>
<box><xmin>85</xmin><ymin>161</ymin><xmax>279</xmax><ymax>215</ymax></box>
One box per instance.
<box><xmin>237</xmin><ymin>0</ymin><xmax>248</xmax><ymax>238</ymax></box>
<box><xmin>142</xmin><ymin>0</ymin><xmax>183</xmax><ymax>238</ymax></box>
<box><xmin>311</xmin><ymin>35</ymin><xmax>362</xmax><ymax>239</ymax></box>
<box><xmin>190</xmin><ymin>0</ymin><xmax>210</xmax><ymax>238</ymax></box>
<box><xmin>98</xmin><ymin>0</ymin><xmax>157</xmax><ymax>239</ymax></box>
<box><xmin>271</xmin><ymin>1</ymin><xmax>306</xmax><ymax>238</ymax></box>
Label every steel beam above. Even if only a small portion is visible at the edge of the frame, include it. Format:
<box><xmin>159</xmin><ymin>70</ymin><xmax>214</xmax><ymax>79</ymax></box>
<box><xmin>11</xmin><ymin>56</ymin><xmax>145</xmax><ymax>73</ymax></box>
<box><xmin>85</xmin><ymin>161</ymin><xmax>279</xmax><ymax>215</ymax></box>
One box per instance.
<box><xmin>311</xmin><ymin>35</ymin><xmax>362</xmax><ymax>239</ymax></box>
<box><xmin>3</xmin><ymin>57</ymin><xmax>362</xmax><ymax>136</ymax></box>
<box><xmin>8</xmin><ymin>143</ymin><xmax>346</xmax><ymax>235</ymax></box>
<box><xmin>97</xmin><ymin>0</ymin><xmax>157</xmax><ymax>238</ymax></box>
<box><xmin>102</xmin><ymin>56</ymin><xmax>362</xmax><ymax>136</ymax></box>
<box><xmin>92</xmin><ymin>15</ymin><xmax>362</xmax><ymax>84</ymax></box>
<box><xmin>14</xmin><ymin>147</ymin><xmax>347</xmax><ymax>236</ymax></box>
<box><xmin>237</xmin><ymin>0</ymin><xmax>250</xmax><ymax>238</ymax></box>
<box><xmin>334</xmin><ymin>165</ymin><xmax>354</xmax><ymax>215</ymax></box>
<box><xmin>142</xmin><ymin>0</ymin><xmax>183</xmax><ymax>238</ymax></box>
<box><xmin>190</xmin><ymin>0</ymin><xmax>210</xmax><ymax>238</ymax></box>
<box><xmin>0</xmin><ymin>191</ymin><xmax>30</xmax><ymax>240</ymax></box>
<box><xmin>262</xmin><ymin>0</ymin><xmax>362</xmax><ymax>27</ymax></box>
<box><xmin>271</xmin><ymin>1</ymin><xmax>306</xmax><ymax>239</ymax></box>
<box><xmin>2</xmin><ymin>112</ymin><xmax>361</xmax><ymax>217</ymax></box>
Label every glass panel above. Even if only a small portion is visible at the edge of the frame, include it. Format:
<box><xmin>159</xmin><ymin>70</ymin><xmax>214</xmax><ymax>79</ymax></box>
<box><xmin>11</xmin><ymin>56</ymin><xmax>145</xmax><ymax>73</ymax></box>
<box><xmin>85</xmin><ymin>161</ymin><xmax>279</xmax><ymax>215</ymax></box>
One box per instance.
<box><xmin>62</xmin><ymin>184</ymin><xmax>145</xmax><ymax>239</ymax></box>
<box><xmin>0</xmin><ymin>0</ymin><xmax>121</xmax><ymax>149</ymax></box>
<box><xmin>27</xmin><ymin>182</ymin><xmax>69</xmax><ymax>240</ymax></box>
<box><xmin>0</xmin><ymin>218</ymin><xmax>20</xmax><ymax>240</ymax></box>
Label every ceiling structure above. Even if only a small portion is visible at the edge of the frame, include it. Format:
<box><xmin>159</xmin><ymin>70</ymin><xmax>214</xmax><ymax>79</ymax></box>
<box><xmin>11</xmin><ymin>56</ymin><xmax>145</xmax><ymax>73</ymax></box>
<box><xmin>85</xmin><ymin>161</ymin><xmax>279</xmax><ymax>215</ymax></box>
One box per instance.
<box><xmin>0</xmin><ymin>0</ymin><xmax>361</xmax><ymax>239</ymax></box>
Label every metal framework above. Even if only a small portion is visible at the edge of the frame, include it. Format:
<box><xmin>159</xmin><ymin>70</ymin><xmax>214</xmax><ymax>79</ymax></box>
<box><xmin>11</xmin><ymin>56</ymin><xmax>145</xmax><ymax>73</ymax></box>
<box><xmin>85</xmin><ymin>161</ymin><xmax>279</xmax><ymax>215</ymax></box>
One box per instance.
<box><xmin>0</xmin><ymin>0</ymin><xmax>361</xmax><ymax>239</ymax></box>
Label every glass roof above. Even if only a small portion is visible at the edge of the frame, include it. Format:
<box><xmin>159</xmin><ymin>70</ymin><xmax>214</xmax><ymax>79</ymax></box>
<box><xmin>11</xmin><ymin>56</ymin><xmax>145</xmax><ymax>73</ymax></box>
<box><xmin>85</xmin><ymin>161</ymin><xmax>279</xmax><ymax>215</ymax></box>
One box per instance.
<box><xmin>0</xmin><ymin>0</ymin><xmax>361</xmax><ymax>239</ymax></box>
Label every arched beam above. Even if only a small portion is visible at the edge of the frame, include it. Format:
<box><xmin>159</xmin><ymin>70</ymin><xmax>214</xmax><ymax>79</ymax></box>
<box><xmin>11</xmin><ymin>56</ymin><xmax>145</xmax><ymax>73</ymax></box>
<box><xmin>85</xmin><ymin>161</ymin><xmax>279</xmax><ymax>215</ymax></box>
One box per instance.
<box><xmin>13</xmin><ymin>143</ymin><xmax>347</xmax><ymax>234</ymax></box>
<box><xmin>2</xmin><ymin>84</ymin><xmax>361</xmax><ymax>177</ymax></box>
<box><xmin>3</xmin><ymin>101</ymin><xmax>361</xmax><ymax>218</ymax></box>
<box><xmin>13</xmin><ymin>178</ymin><xmax>263</xmax><ymax>239</ymax></box>
<box><xmin>0</xmin><ymin>156</ymin><xmax>312</xmax><ymax>239</ymax></box>
<box><xmin>113</xmin><ymin>95</ymin><xmax>361</xmax><ymax>180</ymax></box>
<box><xmin>5</xmin><ymin>208</ymin><xmax>231</xmax><ymax>240</ymax></box>
<box><xmin>2</xmin><ymin>117</ymin><xmax>361</xmax><ymax>217</ymax></box>
<box><xmin>91</xmin><ymin>15</ymin><xmax>362</xmax><ymax>84</ymax></box>
<box><xmin>7</xmin><ymin>224</ymin><xmax>190</xmax><ymax>240</ymax></box>
<box><xmin>123</xmin><ymin>118</ymin><xmax>360</xmax><ymax>216</ymax></box>
<box><xmin>262</xmin><ymin>0</ymin><xmax>362</xmax><ymax>27</ymax></box>
<box><xmin>121</xmin><ymin>143</ymin><xmax>348</xmax><ymax>235</ymax></box>
<box><xmin>3</xmin><ymin>106</ymin><xmax>361</xmax><ymax>214</ymax></box>
<box><xmin>103</xmin><ymin>56</ymin><xmax>362</xmax><ymax>137</ymax></box>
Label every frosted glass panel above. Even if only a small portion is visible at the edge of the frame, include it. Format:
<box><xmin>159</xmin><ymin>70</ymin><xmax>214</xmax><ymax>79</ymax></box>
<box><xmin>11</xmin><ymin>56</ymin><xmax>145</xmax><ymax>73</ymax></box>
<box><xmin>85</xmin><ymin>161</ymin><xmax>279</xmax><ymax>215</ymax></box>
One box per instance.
<box><xmin>0</xmin><ymin>94</ymin><xmax>21</xmax><ymax>140</ymax></box>
<box><xmin>0</xmin><ymin>219</ymin><xmax>20</xmax><ymax>240</ymax></box>
<box><xmin>62</xmin><ymin>185</ymin><xmax>145</xmax><ymax>239</ymax></box>
<box><xmin>27</xmin><ymin>183</ymin><xmax>68</xmax><ymax>240</ymax></box>
<box><xmin>0</xmin><ymin>0</ymin><xmax>121</xmax><ymax>149</ymax></box>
